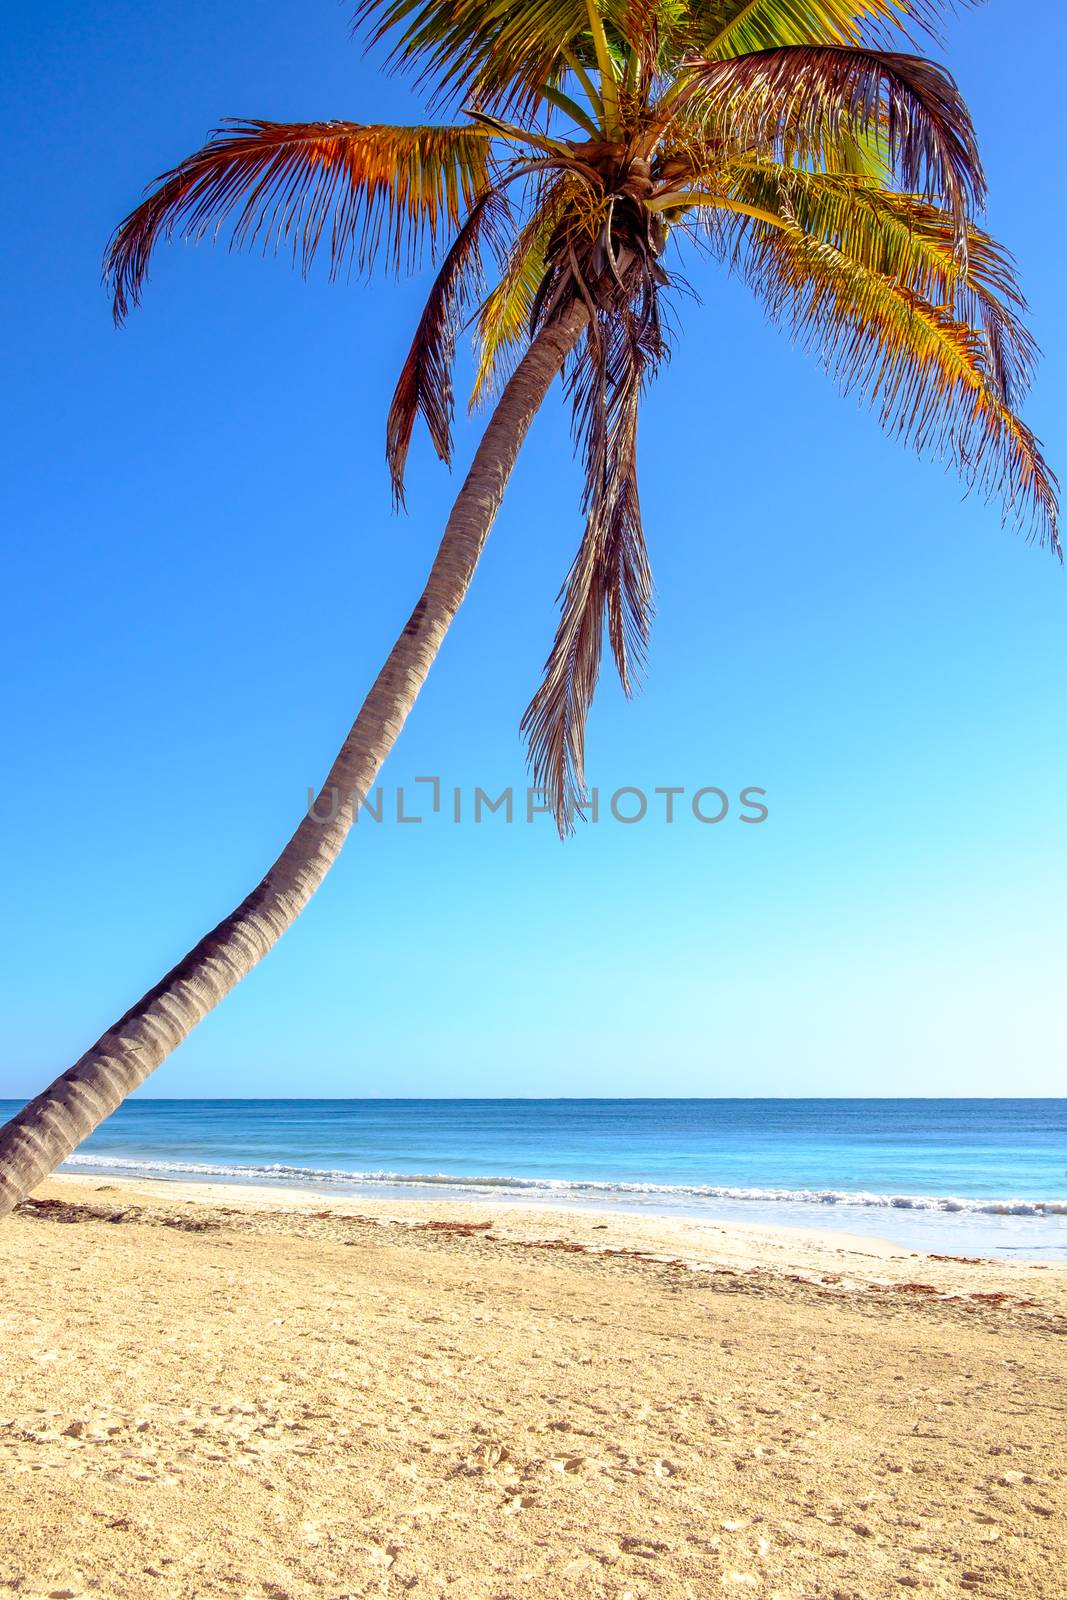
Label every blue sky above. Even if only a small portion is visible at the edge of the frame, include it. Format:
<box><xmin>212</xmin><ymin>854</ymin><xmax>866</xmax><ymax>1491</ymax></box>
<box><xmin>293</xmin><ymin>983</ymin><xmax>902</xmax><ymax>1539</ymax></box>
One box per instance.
<box><xmin>1</xmin><ymin>0</ymin><xmax>1064</xmax><ymax>1099</ymax></box>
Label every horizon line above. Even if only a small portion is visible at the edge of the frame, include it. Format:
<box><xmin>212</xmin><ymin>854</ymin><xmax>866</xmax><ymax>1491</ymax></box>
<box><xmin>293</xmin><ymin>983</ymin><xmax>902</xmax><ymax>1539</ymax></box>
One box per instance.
<box><xmin>2</xmin><ymin>1094</ymin><xmax>1062</xmax><ymax>1105</ymax></box>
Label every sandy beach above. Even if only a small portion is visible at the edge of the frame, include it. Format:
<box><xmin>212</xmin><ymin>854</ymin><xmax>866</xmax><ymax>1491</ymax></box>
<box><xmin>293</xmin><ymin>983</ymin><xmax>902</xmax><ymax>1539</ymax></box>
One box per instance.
<box><xmin>1</xmin><ymin>1176</ymin><xmax>1064</xmax><ymax>1599</ymax></box>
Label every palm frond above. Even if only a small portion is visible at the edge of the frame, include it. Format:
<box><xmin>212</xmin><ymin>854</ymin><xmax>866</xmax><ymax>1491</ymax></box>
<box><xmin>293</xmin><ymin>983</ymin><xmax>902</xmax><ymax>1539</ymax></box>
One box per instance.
<box><xmin>522</xmin><ymin>259</ymin><xmax>667</xmax><ymax>832</ymax></box>
<box><xmin>726</xmin><ymin>165</ymin><xmax>1037</xmax><ymax>406</ymax></box>
<box><xmin>679</xmin><ymin>47</ymin><xmax>985</xmax><ymax>255</ymax></box>
<box><xmin>685</xmin><ymin>0</ymin><xmax>960</xmax><ymax>58</ymax></box>
<box><xmin>105</xmin><ymin>119</ymin><xmax>493</xmax><ymax>322</ymax></box>
<box><xmin>470</xmin><ymin>183</ymin><xmax>572</xmax><ymax>406</ymax></box>
<box><xmin>735</xmin><ymin>214</ymin><xmax>1059</xmax><ymax>549</ymax></box>
<box><xmin>387</xmin><ymin>190</ymin><xmax>511</xmax><ymax>503</ymax></box>
<box><xmin>354</xmin><ymin>0</ymin><xmax>655</xmax><ymax>118</ymax></box>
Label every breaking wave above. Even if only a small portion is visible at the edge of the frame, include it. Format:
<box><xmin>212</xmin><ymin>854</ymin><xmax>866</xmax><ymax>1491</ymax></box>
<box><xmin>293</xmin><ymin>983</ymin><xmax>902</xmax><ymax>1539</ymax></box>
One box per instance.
<box><xmin>59</xmin><ymin>1152</ymin><xmax>1067</xmax><ymax>1217</ymax></box>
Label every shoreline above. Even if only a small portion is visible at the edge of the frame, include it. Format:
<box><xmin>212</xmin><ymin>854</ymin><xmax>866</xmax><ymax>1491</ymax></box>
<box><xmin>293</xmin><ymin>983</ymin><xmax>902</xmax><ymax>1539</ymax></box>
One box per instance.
<box><xmin>45</xmin><ymin>1171</ymin><xmax>1067</xmax><ymax>1292</ymax></box>
<box><xmin>52</xmin><ymin>1162</ymin><xmax>1067</xmax><ymax>1261</ymax></box>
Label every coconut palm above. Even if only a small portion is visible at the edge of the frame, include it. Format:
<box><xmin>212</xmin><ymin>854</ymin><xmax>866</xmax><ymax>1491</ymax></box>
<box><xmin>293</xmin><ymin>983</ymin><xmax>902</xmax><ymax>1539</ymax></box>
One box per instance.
<box><xmin>0</xmin><ymin>0</ymin><xmax>1057</xmax><ymax>1216</ymax></box>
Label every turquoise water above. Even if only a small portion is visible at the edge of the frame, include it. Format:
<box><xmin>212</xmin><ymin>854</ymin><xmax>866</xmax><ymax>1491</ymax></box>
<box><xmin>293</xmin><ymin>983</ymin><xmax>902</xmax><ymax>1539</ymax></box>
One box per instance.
<box><xmin>7</xmin><ymin>1097</ymin><xmax>1066</xmax><ymax>1256</ymax></box>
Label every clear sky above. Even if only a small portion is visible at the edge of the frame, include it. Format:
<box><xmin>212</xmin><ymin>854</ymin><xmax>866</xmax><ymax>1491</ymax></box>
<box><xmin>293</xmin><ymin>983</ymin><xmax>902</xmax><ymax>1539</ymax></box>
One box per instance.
<box><xmin>1</xmin><ymin>1</ymin><xmax>1064</xmax><ymax>1100</ymax></box>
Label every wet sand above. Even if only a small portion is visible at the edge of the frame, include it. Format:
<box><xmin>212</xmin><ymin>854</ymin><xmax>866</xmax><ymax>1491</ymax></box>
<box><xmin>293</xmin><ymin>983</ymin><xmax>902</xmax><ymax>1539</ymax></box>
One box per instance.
<box><xmin>1</xmin><ymin>1175</ymin><xmax>1064</xmax><ymax>1598</ymax></box>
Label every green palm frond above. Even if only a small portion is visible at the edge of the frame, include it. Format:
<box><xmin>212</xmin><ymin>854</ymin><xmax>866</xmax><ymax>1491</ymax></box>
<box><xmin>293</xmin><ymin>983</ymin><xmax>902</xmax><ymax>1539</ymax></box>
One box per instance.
<box><xmin>735</xmin><ymin>215</ymin><xmax>1059</xmax><ymax>549</ymax></box>
<box><xmin>354</xmin><ymin>0</ymin><xmax>654</xmax><ymax>120</ymax></box>
<box><xmin>821</xmin><ymin>121</ymin><xmax>893</xmax><ymax>181</ymax></box>
<box><xmin>105</xmin><ymin>119</ymin><xmax>493</xmax><ymax>321</ymax></box>
<box><xmin>727</xmin><ymin>166</ymin><xmax>1036</xmax><ymax>405</ymax></box>
<box><xmin>685</xmin><ymin>0</ymin><xmax>955</xmax><ymax>58</ymax></box>
<box><xmin>470</xmin><ymin>184</ymin><xmax>571</xmax><ymax>405</ymax></box>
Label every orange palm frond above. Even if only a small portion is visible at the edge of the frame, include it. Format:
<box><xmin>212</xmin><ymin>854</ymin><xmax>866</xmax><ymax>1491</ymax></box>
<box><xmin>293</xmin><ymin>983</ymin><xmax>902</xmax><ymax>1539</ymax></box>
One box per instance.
<box><xmin>105</xmin><ymin>119</ymin><xmax>493</xmax><ymax>322</ymax></box>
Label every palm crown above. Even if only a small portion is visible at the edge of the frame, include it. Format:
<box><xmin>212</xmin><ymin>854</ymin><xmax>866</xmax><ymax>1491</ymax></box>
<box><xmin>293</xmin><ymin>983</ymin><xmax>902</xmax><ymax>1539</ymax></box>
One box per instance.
<box><xmin>106</xmin><ymin>0</ymin><xmax>1059</xmax><ymax>829</ymax></box>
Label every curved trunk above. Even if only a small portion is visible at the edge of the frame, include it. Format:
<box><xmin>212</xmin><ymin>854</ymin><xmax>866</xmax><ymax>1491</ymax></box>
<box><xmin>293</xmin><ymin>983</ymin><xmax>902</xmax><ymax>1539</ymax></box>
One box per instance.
<box><xmin>0</xmin><ymin>303</ymin><xmax>586</xmax><ymax>1219</ymax></box>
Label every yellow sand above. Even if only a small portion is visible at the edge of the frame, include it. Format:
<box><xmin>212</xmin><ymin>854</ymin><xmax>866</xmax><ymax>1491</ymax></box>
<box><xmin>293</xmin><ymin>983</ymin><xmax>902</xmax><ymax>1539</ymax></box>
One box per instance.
<box><xmin>1</xmin><ymin>1175</ymin><xmax>1064</xmax><ymax>1599</ymax></box>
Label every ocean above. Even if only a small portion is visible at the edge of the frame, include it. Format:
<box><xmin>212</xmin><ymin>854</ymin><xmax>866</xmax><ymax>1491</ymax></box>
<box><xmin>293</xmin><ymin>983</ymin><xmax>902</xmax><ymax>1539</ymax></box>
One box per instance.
<box><xmin>6</xmin><ymin>1097</ymin><xmax>1066</xmax><ymax>1257</ymax></box>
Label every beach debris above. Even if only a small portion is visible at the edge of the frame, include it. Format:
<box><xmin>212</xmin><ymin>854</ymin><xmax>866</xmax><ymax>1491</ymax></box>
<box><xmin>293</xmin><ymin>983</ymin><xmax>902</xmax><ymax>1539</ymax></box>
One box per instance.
<box><xmin>617</xmin><ymin>1537</ymin><xmax>668</xmax><ymax>1557</ymax></box>
<box><xmin>414</xmin><ymin>1219</ymin><xmax>493</xmax><ymax>1234</ymax></box>
<box><xmin>15</xmin><ymin>1197</ymin><xmax>107</xmax><ymax>1224</ymax></box>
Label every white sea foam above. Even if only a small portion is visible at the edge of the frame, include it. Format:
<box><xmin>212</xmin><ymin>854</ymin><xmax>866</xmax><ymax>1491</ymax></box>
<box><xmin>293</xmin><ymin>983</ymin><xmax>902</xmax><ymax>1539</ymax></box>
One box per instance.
<box><xmin>58</xmin><ymin>1153</ymin><xmax>1067</xmax><ymax>1217</ymax></box>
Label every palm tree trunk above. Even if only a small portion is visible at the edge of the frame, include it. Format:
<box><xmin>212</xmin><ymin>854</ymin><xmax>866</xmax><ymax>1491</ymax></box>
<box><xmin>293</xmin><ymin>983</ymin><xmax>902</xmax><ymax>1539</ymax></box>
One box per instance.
<box><xmin>0</xmin><ymin>302</ymin><xmax>587</xmax><ymax>1219</ymax></box>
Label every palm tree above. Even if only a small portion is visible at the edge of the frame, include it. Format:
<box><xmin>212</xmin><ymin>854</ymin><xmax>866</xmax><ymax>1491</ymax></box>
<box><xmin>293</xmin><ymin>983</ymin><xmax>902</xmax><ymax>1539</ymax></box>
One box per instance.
<box><xmin>0</xmin><ymin>0</ymin><xmax>1057</xmax><ymax>1217</ymax></box>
